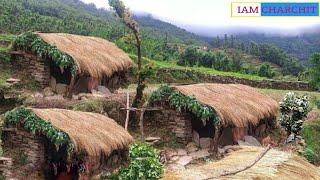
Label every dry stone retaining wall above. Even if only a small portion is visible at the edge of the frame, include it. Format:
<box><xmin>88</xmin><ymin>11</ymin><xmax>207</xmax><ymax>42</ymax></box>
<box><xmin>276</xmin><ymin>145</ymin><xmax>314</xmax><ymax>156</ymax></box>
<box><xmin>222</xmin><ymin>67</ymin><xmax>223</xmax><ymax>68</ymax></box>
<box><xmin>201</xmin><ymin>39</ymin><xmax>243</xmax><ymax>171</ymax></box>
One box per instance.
<box><xmin>157</xmin><ymin>69</ymin><xmax>313</xmax><ymax>91</ymax></box>
<box><xmin>12</xmin><ymin>53</ymin><xmax>50</xmax><ymax>88</ymax></box>
<box><xmin>3</xmin><ymin>127</ymin><xmax>46</xmax><ymax>179</ymax></box>
<box><xmin>147</xmin><ymin>108</ymin><xmax>193</xmax><ymax>144</ymax></box>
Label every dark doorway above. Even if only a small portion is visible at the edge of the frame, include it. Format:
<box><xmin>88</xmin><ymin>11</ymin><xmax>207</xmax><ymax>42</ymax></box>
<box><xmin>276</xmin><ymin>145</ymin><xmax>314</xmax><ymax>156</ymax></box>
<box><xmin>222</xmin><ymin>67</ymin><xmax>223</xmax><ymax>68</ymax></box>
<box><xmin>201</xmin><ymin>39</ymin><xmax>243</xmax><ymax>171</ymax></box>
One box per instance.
<box><xmin>191</xmin><ymin>115</ymin><xmax>214</xmax><ymax>138</ymax></box>
<box><xmin>50</xmin><ymin>61</ymin><xmax>72</xmax><ymax>85</ymax></box>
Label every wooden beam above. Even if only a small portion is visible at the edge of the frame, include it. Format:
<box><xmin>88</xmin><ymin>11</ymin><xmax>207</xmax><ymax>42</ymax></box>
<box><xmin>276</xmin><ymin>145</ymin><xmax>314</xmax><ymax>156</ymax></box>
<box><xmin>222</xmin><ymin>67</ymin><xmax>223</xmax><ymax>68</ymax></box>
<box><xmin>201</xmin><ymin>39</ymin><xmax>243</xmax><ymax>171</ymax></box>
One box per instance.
<box><xmin>139</xmin><ymin>105</ymin><xmax>146</xmax><ymax>142</ymax></box>
<box><xmin>120</xmin><ymin>107</ymin><xmax>162</xmax><ymax>111</ymax></box>
<box><xmin>2</xmin><ymin>128</ymin><xmax>17</xmax><ymax>132</ymax></box>
<box><xmin>9</xmin><ymin>51</ymin><xmax>34</xmax><ymax>58</ymax></box>
<box><xmin>125</xmin><ymin>92</ymin><xmax>130</xmax><ymax>131</ymax></box>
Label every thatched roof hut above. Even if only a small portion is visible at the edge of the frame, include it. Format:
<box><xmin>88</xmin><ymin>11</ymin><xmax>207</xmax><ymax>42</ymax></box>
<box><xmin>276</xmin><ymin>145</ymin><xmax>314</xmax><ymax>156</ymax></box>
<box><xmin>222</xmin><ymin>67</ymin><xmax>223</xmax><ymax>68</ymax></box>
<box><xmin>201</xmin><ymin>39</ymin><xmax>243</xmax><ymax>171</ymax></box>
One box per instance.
<box><xmin>11</xmin><ymin>32</ymin><xmax>133</xmax><ymax>93</ymax></box>
<box><xmin>148</xmin><ymin>83</ymin><xmax>278</xmax><ymax>147</ymax></box>
<box><xmin>29</xmin><ymin>108</ymin><xmax>133</xmax><ymax>157</ymax></box>
<box><xmin>174</xmin><ymin>83</ymin><xmax>278</xmax><ymax>128</ymax></box>
<box><xmin>34</xmin><ymin>33</ymin><xmax>133</xmax><ymax>78</ymax></box>
<box><xmin>2</xmin><ymin>108</ymin><xmax>133</xmax><ymax>179</ymax></box>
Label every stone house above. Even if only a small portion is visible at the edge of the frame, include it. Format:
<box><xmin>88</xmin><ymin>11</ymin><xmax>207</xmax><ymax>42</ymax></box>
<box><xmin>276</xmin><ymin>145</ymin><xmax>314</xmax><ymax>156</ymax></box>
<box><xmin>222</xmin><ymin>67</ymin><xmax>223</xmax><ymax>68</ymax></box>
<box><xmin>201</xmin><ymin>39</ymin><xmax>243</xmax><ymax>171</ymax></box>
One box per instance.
<box><xmin>2</xmin><ymin>108</ymin><xmax>133</xmax><ymax>179</ymax></box>
<box><xmin>11</xmin><ymin>32</ymin><xmax>133</xmax><ymax>95</ymax></box>
<box><xmin>147</xmin><ymin>83</ymin><xmax>279</xmax><ymax>148</ymax></box>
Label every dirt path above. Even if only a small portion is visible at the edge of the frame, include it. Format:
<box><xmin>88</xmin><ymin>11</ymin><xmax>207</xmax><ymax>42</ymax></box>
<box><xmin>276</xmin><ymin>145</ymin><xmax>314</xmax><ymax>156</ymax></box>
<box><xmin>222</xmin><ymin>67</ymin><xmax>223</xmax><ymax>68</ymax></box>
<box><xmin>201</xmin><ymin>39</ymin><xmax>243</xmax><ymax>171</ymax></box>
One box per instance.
<box><xmin>163</xmin><ymin>146</ymin><xmax>320</xmax><ymax>180</ymax></box>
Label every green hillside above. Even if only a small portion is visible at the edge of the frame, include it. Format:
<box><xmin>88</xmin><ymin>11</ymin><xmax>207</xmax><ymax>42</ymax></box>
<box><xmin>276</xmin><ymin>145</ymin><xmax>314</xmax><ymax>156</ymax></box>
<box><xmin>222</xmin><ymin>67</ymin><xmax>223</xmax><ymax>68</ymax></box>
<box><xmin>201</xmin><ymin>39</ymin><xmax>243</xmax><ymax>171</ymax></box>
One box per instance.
<box><xmin>0</xmin><ymin>0</ymin><xmax>305</xmax><ymax>81</ymax></box>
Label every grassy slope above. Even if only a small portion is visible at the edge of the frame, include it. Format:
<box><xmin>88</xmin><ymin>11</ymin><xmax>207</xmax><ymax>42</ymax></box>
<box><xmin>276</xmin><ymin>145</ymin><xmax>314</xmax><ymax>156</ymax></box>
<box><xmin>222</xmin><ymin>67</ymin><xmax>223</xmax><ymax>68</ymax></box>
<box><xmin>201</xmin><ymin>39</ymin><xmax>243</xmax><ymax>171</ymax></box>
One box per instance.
<box><xmin>130</xmin><ymin>55</ymin><xmax>266</xmax><ymax>81</ymax></box>
<box><xmin>0</xmin><ymin>34</ymin><xmax>15</xmax><ymax>87</ymax></box>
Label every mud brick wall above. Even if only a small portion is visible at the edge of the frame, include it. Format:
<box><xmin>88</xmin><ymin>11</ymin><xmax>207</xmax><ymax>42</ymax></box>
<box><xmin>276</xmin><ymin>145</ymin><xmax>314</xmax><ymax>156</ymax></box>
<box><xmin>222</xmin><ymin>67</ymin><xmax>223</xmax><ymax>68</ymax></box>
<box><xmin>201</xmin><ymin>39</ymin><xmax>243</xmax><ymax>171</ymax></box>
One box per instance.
<box><xmin>3</xmin><ymin>128</ymin><xmax>46</xmax><ymax>176</ymax></box>
<box><xmin>12</xmin><ymin>54</ymin><xmax>50</xmax><ymax>88</ymax></box>
<box><xmin>147</xmin><ymin>107</ymin><xmax>193</xmax><ymax>144</ymax></box>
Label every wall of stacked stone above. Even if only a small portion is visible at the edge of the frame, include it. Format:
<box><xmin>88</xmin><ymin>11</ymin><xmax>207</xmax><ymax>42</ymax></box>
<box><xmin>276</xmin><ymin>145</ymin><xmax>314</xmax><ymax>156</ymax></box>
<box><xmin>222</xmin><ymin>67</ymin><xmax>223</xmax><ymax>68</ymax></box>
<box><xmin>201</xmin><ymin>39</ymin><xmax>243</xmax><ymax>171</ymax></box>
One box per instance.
<box><xmin>3</xmin><ymin>127</ymin><xmax>45</xmax><ymax>177</ymax></box>
<box><xmin>0</xmin><ymin>157</ymin><xmax>13</xmax><ymax>179</ymax></box>
<box><xmin>147</xmin><ymin>107</ymin><xmax>193</xmax><ymax>144</ymax></box>
<box><xmin>157</xmin><ymin>69</ymin><xmax>314</xmax><ymax>91</ymax></box>
<box><xmin>12</xmin><ymin>54</ymin><xmax>50</xmax><ymax>88</ymax></box>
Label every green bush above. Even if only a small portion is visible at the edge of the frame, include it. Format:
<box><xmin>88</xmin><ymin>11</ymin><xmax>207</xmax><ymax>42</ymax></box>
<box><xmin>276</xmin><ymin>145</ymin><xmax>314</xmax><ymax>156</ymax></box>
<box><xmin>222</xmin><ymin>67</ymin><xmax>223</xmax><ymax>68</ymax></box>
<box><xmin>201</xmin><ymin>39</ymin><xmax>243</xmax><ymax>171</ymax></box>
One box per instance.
<box><xmin>111</xmin><ymin>143</ymin><xmax>163</xmax><ymax>180</ymax></box>
<box><xmin>279</xmin><ymin>92</ymin><xmax>310</xmax><ymax>137</ymax></box>
<box><xmin>302</xmin><ymin>120</ymin><xmax>320</xmax><ymax>165</ymax></box>
<box><xmin>302</xmin><ymin>148</ymin><xmax>316</xmax><ymax>164</ymax></box>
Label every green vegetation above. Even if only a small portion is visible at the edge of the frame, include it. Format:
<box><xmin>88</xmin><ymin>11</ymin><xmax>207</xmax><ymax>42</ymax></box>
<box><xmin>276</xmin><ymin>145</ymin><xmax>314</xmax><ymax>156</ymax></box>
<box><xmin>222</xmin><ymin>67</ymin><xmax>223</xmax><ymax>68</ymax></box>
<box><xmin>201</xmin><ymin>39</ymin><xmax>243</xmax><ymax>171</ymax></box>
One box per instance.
<box><xmin>129</xmin><ymin>55</ymin><xmax>265</xmax><ymax>82</ymax></box>
<box><xmin>13</xmin><ymin>32</ymin><xmax>78</xmax><ymax>75</ymax></box>
<box><xmin>302</xmin><ymin>119</ymin><xmax>320</xmax><ymax>165</ymax></box>
<box><xmin>258</xmin><ymin>63</ymin><xmax>275</xmax><ymax>78</ymax></box>
<box><xmin>309</xmin><ymin>53</ymin><xmax>320</xmax><ymax>91</ymax></box>
<box><xmin>149</xmin><ymin>85</ymin><xmax>219</xmax><ymax>125</ymax></box>
<box><xmin>4</xmin><ymin>107</ymin><xmax>74</xmax><ymax>155</ymax></box>
<box><xmin>236</xmin><ymin>32</ymin><xmax>320</xmax><ymax>63</ymax></box>
<box><xmin>213</xmin><ymin>35</ymin><xmax>304</xmax><ymax>76</ymax></box>
<box><xmin>178</xmin><ymin>47</ymin><xmax>242</xmax><ymax>72</ymax></box>
<box><xmin>110</xmin><ymin>143</ymin><xmax>163</xmax><ymax>180</ymax></box>
<box><xmin>279</xmin><ymin>92</ymin><xmax>310</xmax><ymax>137</ymax></box>
<box><xmin>0</xmin><ymin>0</ymin><xmax>205</xmax><ymax>62</ymax></box>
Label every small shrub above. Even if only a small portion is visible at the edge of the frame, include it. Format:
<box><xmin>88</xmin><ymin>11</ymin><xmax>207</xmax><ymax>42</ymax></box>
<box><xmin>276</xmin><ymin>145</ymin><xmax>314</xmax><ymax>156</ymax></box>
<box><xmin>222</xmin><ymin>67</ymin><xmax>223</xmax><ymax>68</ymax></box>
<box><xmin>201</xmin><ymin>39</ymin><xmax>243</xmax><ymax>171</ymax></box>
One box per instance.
<box><xmin>279</xmin><ymin>92</ymin><xmax>310</xmax><ymax>137</ymax></box>
<box><xmin>110</xmin><ymin>143</ymin><xmax>163</xmax><ymax>180</ymax></box>
<box><xmin>302</xmin><ymin>148</ymin><xmax>316</xmax><ymax>164</ymax></box>
<box><xmin>302</xmin><ymin>119</ymin><xmax>320</xmax><ymax>165</ymax></box>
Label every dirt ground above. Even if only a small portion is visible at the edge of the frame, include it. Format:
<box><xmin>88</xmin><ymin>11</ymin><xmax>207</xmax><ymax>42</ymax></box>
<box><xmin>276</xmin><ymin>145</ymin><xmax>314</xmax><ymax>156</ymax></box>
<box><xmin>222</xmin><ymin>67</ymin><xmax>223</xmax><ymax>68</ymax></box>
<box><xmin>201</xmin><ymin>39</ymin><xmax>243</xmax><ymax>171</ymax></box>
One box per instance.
<box><xmin>163</xmin><ymin>146</ymin><xmax>320</xmax><ymax>180</ymax></box>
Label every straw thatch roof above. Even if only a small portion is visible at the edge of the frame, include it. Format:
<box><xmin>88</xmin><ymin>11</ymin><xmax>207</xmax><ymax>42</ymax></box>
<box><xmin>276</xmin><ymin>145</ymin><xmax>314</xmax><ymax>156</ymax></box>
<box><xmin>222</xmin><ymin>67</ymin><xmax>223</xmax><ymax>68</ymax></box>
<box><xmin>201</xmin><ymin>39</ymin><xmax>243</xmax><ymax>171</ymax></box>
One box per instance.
<box><xmin>34</xmin><ymin>32</ymin><xmax>133</xmax><ymax>78</ymax></box>
<box><xmin>174</xmin><ymin>83</ymin><xmax>278</xmax><ymax>127</ymax></box>
<box><xmin>29</xmin><ymin>108</ymin><xmax>133</xmax><ymax>157</ymax></box>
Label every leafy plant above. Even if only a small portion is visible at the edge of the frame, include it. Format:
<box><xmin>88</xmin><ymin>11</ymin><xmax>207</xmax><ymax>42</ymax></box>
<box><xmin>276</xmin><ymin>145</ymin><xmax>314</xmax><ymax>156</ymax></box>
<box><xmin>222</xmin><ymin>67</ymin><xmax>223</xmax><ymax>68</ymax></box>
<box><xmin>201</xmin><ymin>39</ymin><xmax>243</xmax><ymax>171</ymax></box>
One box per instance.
<box><xmin>13</xmin><ymin>32</ymin><xmax>78</xmax><ymax>75</ymax></box>
<box><xmin>110</xmin><ymin>143</ymin><xmax>163</xmax><ymax>180</ymax></box>
<box><xmin>149</xmin><ymin>85</ymin><xmax>219</xmax><ymax>125</ymax></box>
<box><xmin>4</xmin><ymin>107</ymin><xmax>74</xmax><ymax>155</ymax></box>
<box><xmin>302</xmin><ymin>119</ymin><xmax>320</xmax><ymax>165</ymax></box>
<box><xmin>302</xmin><ymin>148</ymin><xmax>317</xmax><ymax>164</ymax></box>
<box><xmin>279</xmin><ymin>92</ymin><xmax>310</xmax><ymax>137</ymax></box>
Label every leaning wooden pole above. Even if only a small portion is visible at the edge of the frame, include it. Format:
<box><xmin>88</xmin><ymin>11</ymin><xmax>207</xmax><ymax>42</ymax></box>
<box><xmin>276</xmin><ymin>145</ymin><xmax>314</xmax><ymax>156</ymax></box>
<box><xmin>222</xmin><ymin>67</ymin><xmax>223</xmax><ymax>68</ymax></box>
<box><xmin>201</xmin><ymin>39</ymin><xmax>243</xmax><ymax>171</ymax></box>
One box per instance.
<box><xmin>139</xmin><ymin>108</ymin><xmax>146</xmax><ymax>142</ymax></box>
<box><xmin>125</xmin><ymin>92</ymin><xmax>130</xmax><ymax>131</ymax></box>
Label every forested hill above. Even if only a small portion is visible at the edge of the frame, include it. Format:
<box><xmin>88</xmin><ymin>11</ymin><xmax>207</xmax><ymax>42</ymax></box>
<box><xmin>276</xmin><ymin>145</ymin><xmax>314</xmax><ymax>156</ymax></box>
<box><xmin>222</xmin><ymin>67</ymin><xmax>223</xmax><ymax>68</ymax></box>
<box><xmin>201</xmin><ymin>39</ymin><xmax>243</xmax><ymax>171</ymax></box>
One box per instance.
<box><xmin>0</xmin><ymin>0</ymin><xmax>207</xmax><ymax>46</ymax></box>
<box><xmin>235</xmin><ymin>33</ymin><xmax>320</xmax><ymax>63</ymax></box>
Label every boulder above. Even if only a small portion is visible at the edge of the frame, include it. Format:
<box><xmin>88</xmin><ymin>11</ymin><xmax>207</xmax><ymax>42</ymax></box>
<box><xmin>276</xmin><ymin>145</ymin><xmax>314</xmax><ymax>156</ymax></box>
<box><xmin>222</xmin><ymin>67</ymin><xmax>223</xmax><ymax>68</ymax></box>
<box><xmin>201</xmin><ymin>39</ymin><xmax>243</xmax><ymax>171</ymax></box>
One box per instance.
<box><xmin>55</xmin><ymin>83</ymin><xmax>68</xmax><ymax>95</ymax></box>
<box><xmin>244</xmin><ymin>136</ymin><xmax>261</xmax><ymax>147</ymax></box>
<box><xmin>97</xmin><ymin>86</ymin><xmax>112</xmax><ymax>96</ymax></box>
<box><xmin>50</xmin><ymin>77</ymin><xmax>57</xmax><ymax>90</ymax></box>
<box><xmin>199</xmin><ymin>138</ymin><xmax>212</xmax><ymax>149</ymax></box>
<box><xmin>44</xmin><ymin>95</ymin><xmax>64</xmax><ymax>101</ymax></box>
<box><xmin>176</xmin><ymin>156</ymin><xmax>193</xmax><ymax>166</ymax></box>
<box><xmin>177</xmin><ymin>149</ymin><xmax>187</xmax><ymax>156</ymax></box>
<box><xmin>223</xmin><ymin>145</ymin><xmax>241</xmax><ymax>152</ymax></box>
<box><xmin>186</xmin><ymin>142</ymin><xmax>199</xmax><ymax>153</ymax></box>
<box><xmin>193</xmin><ymin>131</ymin><xmax>200</xmax><ymax>146</ymax></box>
<box><xmin>43</xmin><ymin>87</ymin><xmax>54</xmax><ymax>97</ymax></box>
<box><xmin>6</xmin><ymin>78</ymin><xmax>20</xmax><ymax>84</ymax></box>
<box><xmin>33</xmin><ymin>92</ymin><xmax>44</xmax><ymax>98</ymax></box>
<box><xmin>218</xmin><ymin>148</ymin><xmax>225</xmax><ymax>154</ymax></box>
<box><xmin>189</xmin><ymin>149</ymin><xmax>210</xmax><ymax>160</ymax></box>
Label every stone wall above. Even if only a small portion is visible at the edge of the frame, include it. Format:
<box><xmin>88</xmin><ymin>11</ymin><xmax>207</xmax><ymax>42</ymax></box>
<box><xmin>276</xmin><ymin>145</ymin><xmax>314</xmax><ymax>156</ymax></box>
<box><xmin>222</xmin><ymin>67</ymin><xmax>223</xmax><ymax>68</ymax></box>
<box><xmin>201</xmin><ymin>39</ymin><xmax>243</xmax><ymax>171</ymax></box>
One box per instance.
<box><xmin>147</xmin><ymin>107</ymin><xmax>193</xmax><ymax>144</ymax></box>
<box><xmin>156</xmin><ymin>69</ymin><xmax>314</xmax><ymax>91</ymax></box>
<box><xmin>12</xmin><ymin>53</ymin><xmax>50</xmax><ymax>88</ymax></box>
<box><xmin>3</xmin><ymin>127</ymin><xmax>46</xmax><ymax>179</ymax></box>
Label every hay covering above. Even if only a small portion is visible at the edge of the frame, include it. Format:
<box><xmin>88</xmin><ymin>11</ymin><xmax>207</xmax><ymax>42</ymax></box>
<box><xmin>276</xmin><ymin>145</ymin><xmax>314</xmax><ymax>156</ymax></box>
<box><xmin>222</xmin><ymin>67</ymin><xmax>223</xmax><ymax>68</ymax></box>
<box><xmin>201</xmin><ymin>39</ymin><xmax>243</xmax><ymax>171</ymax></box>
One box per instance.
<box><xmin>35</xmin><ymin>32</ymin><xmax>133</xmax><ymax>78</ymax></box>
<box><xmin>29</xmin><ymin>108</ymin><xmax>133</xmax><ymax>157</ymax></box>
<box><xmin>174</xmin><ymin>83</ymin><xmax>278</xmax><ymax>127</ymax></box>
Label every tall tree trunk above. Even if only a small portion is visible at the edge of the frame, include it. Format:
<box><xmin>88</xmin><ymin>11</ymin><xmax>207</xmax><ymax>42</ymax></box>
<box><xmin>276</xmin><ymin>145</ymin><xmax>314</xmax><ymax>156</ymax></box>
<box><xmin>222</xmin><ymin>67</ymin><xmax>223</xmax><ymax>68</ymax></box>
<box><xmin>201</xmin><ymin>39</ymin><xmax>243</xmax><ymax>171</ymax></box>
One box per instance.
<box><xmin>132</xmin><ymin>33</ymin><xmax>145</xmax><ymax>108</ymax></box>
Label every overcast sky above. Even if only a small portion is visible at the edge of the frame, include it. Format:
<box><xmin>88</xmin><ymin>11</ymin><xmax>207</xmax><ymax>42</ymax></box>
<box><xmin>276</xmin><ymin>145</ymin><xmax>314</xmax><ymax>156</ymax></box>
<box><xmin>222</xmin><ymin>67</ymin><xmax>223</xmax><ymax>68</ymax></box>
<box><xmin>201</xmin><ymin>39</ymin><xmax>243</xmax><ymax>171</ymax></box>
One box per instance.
<box><xmin>81</xmin><ymin>0</ymin><xmax>320</xmax><ymax>36</ymax></box>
